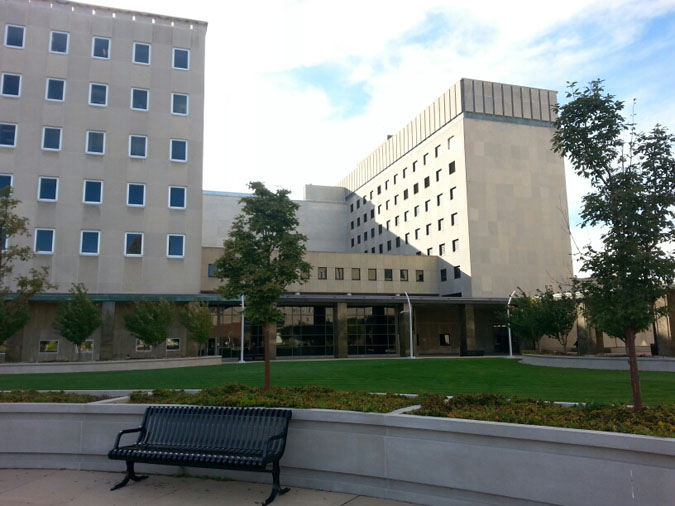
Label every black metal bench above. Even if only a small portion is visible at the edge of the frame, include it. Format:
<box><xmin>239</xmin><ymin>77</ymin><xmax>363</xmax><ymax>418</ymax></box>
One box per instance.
<box><xmin>108</xmin><ymin>405</ymin><xmax>292</xmax><ymax>505</ymax></box>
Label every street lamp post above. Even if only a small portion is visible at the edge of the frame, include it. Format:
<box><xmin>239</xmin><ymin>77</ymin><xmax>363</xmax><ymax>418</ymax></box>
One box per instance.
<box><xmin>239</xmin><ymin>295</ymin><xmax>246</xmax><ymax>363</ymax></box>
<box><xmin>506</xmin><ymin>289</ymin><xmax>516</xmax><ymax>359</ymax></box>
<box><xmin>402</xmin><ymin>292</ymin><xmax>415</xmax><ymax>359</ymax></box>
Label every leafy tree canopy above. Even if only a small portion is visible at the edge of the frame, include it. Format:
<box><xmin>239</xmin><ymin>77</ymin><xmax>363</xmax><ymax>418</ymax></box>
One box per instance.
<box><xmin>124</xmin><ymin>300</ymin><xmax>174</xmax><ymax>347</ymax></box>
<box><xmin>178</xmin><ymin>302</ymin><xmax>213</xmax><ymax>347</ymax></box>
<box><xmin>53</xmin><ymin>283</ymin><xmax>102</xmax><ymax>347</ymax></box>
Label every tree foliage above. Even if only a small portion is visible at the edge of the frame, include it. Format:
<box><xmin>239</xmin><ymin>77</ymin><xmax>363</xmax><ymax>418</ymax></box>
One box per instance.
<box><xmin>53</xmin><ymin>283</ymin><xmax>102</xmax><ymax>354</ymax></box>
<box><xmin>178</xmin><ymin>302</ymin><xmax>213</xmax><ymax>349</ymax></box>
<box><xmin>0</xmin><ymin>187</ymin><xmax>54</xmax><ymax>344</ymax></box>
<box><xmin>124</xmin><ymin>300</ymin><xmax>174</xmax><ymax>348</ymax></box>
<box><xmin>215</xmin><ymin>181</ymin><xmax>310</xmax><ymax>389</ymax></box>
<box><xmin>506</xmin><ymin>287</ymin><xmax>577</xmax><ymax>352</ymax></box>
<box><xmin>552</xmin><ymin>80</ymin><xmax>675</xmax><ymax>410</ymax></box>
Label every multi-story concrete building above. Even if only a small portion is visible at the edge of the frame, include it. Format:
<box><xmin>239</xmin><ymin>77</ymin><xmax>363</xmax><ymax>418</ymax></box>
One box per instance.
<box><xmin>0</xmin><ymin>0</ymin><xmax>207</xmax><ymax>360</ymax></box>
<box><xmin>2</xmin><ymin>1</ymin><xmax>665</xmax><ymax>363</ymax></box>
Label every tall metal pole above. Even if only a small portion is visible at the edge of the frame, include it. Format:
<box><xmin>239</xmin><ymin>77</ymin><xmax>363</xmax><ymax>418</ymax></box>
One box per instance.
<box><xmin>404</xmin><ymin>292</ymin><xmax>415</xmax><ymax>359</ymax></box>
<box><xmin>239</xmin><ymin>295</ymin><xmax>246</xmax><ymax>363</ymax></box>
<box><xmin>506</xmin><ymin>289</ymin><xmax>516</xmax><ymax>359</ymax></box>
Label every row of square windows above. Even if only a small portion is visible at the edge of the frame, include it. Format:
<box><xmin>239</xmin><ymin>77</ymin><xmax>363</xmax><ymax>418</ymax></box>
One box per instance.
<box><xmin>351</xmin><ymin>161</ymin><xmax>456</xmax><ymax>216</ymax></box>
<box><xmin>351</xmin><ymin>192</ymin><xmax>458</xmax><ymax>231</ymax></box>
<box><xmin>13</xmin><ymin>229</ymin><xmax>187</xmax><ymax>258</ymax></box>
<box><xmin>0</xmin><ymin>124</ymin><xmax>189</xmax><ymax>161</ymax></box>
<box><xmin>3</xmin><ymin>25</ymin><xmax>191</xmax><ymax>70</ymax></box>
<box><xmin>37</xmin><ymin>338</ymin><xmax>182</xmax><ymax>354</ymax></box>
<box><xmin>352</xmin><ymin>232</ymin><xmax>459</xmax><ymax>256</ymax></box>
<box><xmin>349</xmin><ymin>138</ymin><xmax>457</xmax><ymax>214</ymax></box>
<box><xmin>0</xmin><ymin>74</ymin><xmax>190</xmax><ymax>115</ymax></box>
<box><xmin>0</xmin><ymin>176</ymin><xmax>186</xmax><ymax>208</ymax></box>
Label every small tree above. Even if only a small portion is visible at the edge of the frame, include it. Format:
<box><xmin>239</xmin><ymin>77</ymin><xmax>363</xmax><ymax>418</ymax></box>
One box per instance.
<box><xmin>53</xmin><ymin>283</ymin><xmax>102</xmax><ymax>359</ymax></box>
<box><xmin>178</xmin><ymin>302</ymin><xmax>213</xmax><ymax>354</ymax></box>
<box><xmin>215</xmin><ymin>182</ymin><xmax>310</xmax><ymax>390</ymax></box>
<box><xmin>0</xmin><ymin>187</ymin><xmax>54</xmax><ymax>347</ymax></box>
<box><xmin>124</xmin><ymin>300</ymin><xmax>174</xmax><ymax>353</ymax></box>
<box><xmin>537</xmin><ymin>286</ymin><xmax>577</xmax><ymax>354</ymax></box>
<box><xmin>506</xmin><ymin>290</ymin><xmax>546</xmax><ymax>351</ymax></box>
<box><xmin>553</xmin><ymin>80</ymin><xmax>675</xmax><ymax>410</ymax></box>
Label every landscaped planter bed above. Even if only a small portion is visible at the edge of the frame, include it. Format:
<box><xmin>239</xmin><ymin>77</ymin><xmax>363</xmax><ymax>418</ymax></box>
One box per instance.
<box><xmin>0</xmin><ymin>401</ymin><xmax>673</xmax><ymax>506</ymax></box>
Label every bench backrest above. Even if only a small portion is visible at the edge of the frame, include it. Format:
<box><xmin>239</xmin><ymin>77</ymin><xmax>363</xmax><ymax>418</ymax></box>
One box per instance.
<box><xmin>139</xmin><ymin>406</ymin><xmax>292</xmax><ymax>454</ymax></box>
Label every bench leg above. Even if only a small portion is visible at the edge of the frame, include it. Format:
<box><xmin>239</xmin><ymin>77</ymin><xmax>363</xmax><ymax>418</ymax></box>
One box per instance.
<box><xmin>110</xmin><ymin>461</ymin><xmax>148</xmax><ymax>491</ymax></box>
<box><xmin>262</xmin><ymin>462</ymin><xmax>289</xmax><ymax>506</ymax></box>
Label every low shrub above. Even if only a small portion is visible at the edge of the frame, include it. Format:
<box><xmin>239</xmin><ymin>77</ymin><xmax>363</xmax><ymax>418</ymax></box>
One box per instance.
<box><xmin>0</xmin><ymin>390</ymin><xmax>107</xmax><ymax>403</ymax></box>
<box><xmin>129</xmin><ymin>384</ymin><xmax>415</xmax><ymax>413</ymax></box>
<box><xmin>414</xmin><ymin>393</ymin><xmax>675</xmax><ymax>438</ymax></box>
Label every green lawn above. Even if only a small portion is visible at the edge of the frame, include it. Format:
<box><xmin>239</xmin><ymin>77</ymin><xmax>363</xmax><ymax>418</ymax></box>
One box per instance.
<box><xmin>1</xmin><ymin>358</ymin><xmax>674</xmax><ymax>405</ymax></box>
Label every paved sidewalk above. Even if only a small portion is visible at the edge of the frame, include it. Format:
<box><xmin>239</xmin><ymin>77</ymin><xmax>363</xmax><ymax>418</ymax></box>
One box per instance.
<box><xmin>0</xmin><ymin>469</ymin><xmax>416</xmax><ymax>506</ymax></box>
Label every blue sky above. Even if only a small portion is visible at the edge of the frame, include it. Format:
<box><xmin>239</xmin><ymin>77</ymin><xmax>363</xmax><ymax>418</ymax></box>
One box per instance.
<box><xmin>88</xmin><ymin>0</ymin><xmax>675</xmax><ymax>273</ymax></box>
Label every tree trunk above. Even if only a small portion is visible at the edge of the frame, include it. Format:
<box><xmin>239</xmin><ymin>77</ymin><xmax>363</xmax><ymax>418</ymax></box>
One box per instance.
<box><xmin>263</xmin><ymin>321</ymin><xmax>272</xmax><ymax>391</ymax></box>
<box><xmin>624</xmin><ymin>329</ymin><xmax>643</xmax><ymax>411</ymax></box>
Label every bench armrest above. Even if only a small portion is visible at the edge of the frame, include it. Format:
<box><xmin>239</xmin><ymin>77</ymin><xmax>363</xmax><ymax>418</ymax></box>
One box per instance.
<box><xmin>112</xmin><ymin>427</ymin><xmax>145</xmax><ymax>450</ymax></box>
<box><xmin>263</xmin><ymin>433</ymin><xmax>287</xmax><ymax>461</ymax></box>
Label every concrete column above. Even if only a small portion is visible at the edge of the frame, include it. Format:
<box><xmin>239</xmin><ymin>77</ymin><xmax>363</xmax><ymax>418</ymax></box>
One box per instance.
<box><xmin>459</xmin><ymin>304</ymin><xmax>477</xmax><ymax>355</ymax></box>
<box><xmin>99</xmin><ymin>301</ymin><xmax>115</xmax><ymax>361</ymax></box>
<box><xmin>334</xmin><ymin>303</ymin><xmax>348</xmax><ymax>358</ymax></box>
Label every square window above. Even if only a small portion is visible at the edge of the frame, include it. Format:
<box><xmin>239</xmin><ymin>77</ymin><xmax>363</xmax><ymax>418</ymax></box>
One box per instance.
<box><xmin>378</xmin><ymin>243</ymin><xmax>383</xmax><ymax>253</ymax></box>
<box><xmin>129</xmin><ymin>135</ymin><xmax>147</xmax><ymax>158</ymax></box>
<box><xmin>38</xmin><ymin>177</ymin><xmax>58</xmax><ymax>201</ymax></box>
<box><xmin>50</xmin><ymin>31</ymin><xmax>69</xmax><ymax>53</ymax></box>
<box><xmin>42</xmin><ymin>127</ymin><xmax>62</xmax><ymax>151</ymax></box>
<box><xmin>438</xmin><ymin>218</ymin><xmax>444</xmax><ymax>231</ymax></box>
<box><xmin>35</xmin><ymin>228</ymin><xmax>54</xmax><ymax>254</ymax></box>
<box><xmin>166</xmin><ymin>338</ymin><xmax>181</xmax><ymax>351</ymax></box>
<box><xmin>403</xmin><ymin>189</ymin><xmax>409</xmax><ymax>200</ymax></box>
<box><xmin>436</xmin><ymin>169</ymin><xmax>442</xmax><ymax>181</ymax></box>
<box><xmin>394</xmin><ymin>174</ymin><xmax>398</xmax><ymax>184</ymax></box>
<box><xmin>207</xmin><ymin>264</ymin><xmax>218</xmax><ymax>277</ymax></box>
<box><xmin>384</xmin><ymin>269</ymin><xmax>393</xmax><ymax>281</ymax></box>
<box><xmin>370</xmin><ymin>209</ymin><xmax>374</xmax><ymax>218</ymax></box>
<box><xmin>80</xmin><ymin>230</ymin><xmax>100</xmax><ymax>255</ymax></box>
<box><xmin>92</xmin><ymin>37</ymin><xmax>110</xmax><ymax>59</ymax></box>
<box><xmin>86</xmin><ymin>131</ymin><xmax>105</xmax><ymax>155</ymax></box>
<box><xmin>335</xmin><ymin>267</ymin><xmax>344</xmax><ymax>280</ymax></box>
<box><xmin>394</xmin><ymin>195</ymin><xmax>398</xmax><ymax>205</ymax></box>
<box><xmin>5</xmin><ymin>25</ymin><xmax>24</xmax><ymax>48</ymax></box>
<box><xmin>448</xmin><ymin>136</ymin><xmax>455</xmax><ymax>150</ymax></box>
<box><xmin>426</xmin><ymin>223</ymin><xmax>431</xmax><ymax>235</ymax></box>
<box><xmin>1</xmin><ymin>73</ymin><xmax>21</xmax><ymax>97</ymax></box>
<box><xmin>167</xmin><ymin>234</ymin><xmax>185</xmax><ymax>258</ymax></box>
<box><xmin>83</xmin><ymin>180</ymin><xmax>103</xmax><ymax>204</ymax></box>
<box><xmin>170</xmin><ymin>139</ymin><xmax>188</xmax><ymax>162</ymax></box>
<box><xmin>173</xmin><ymin>48</ymin><xmax>190</xmax><ymax>70</ymax></box>
<box><xmin>39</xmin><ymin>340</ymin><xmax>59</xmax><ymax>353</ymax></box>
<box><xmin>0</xmin><ymin>174</ymin><xmax>13</xmax><ymax>192</ymax></box>
<box><xmin>424</xmin><ymin>176</ymin><xmax>430</xmax><ymax>188</ymax></box>
<box><xmin>402</xmin><ymin>168</ymin><xmax>407</xmax><ymax>179</ymax></box>
<box><xmin>404</xmin><ymin>232</ymin><xmax>409</xmax><ymax>244</ymax></box>
<box><xmin>435</xmin><ymin>145</ymin><xmax>441</xmax><ymax>157</ymax></box>
<box><xmin>368</xmin><ymin>268</ymin><xmax>377</xmax><ymax>281</ymax></box>
<box><xmin>423</xmin><ymin>153</ymin><xmax>429</xmax><ymax>165</ymax></box>
<box><xmin>387</xmin><ymin>240</ymin><xmax>392</xmax><ymax>251</ymax></box>
<box><xmin>415</xmin><ymin>228</ymin><xmax>420</xmax><ymax>239</ymax></box>
<box><xmin>171</xmin><ymin>93</ymin><xmax>189</xmax><ymax>115</ymax></box>
<box><xmin>350</xmin><ymin>238</ymin><xmax>354</xmax><ymax>247</ymax></box>
<box><xmin>131</xmin><ymin>88</ymin><xmax>149</xmax><ymax>111</ymax></box>
<box><xmin>317</xmin><ymin>267</ymin><xmax>327</xmax><ymax>280</ymax></box>
<box><xmin>351</xmin><ymin>268</ymin><xmax>360</xmax><ymax>280</ymax></box>
<box><xmin>427</xmin><ymin>247</ymin><xmax>433</xmax><ymax>255</ymax></box>
<box><xmin>414</xmin><ymin>205</ymin><xmax>419</xmax><ymax>217</ymax></box>
<box><xmin>451</xmin><ymin>212</ymin><xmax>458</xmax><ymax>226</ymax></box>
<box><xmin>0</xmin><ymin>123</ymin><xmax>17</xmax><ymax>147</ymax></box>
<box><xmin>89</xmin><ymin>83</ymin><xmax>108</xmax><ymax>106</ymax></box>
<box><xmin>396</xmin><ymin>237</ymin><xmax>401</xmax><ymax>247</ymax></box>
<box><xmin>413</xmin><ymin>183</ymin><xmax>419</xmax><ymax>194</ymax></box>
<box><xmin>46</xmin><ymin>78</ymin><xmax>65</xmax><ymax>101</ymax></box>
<box><xmin>400</xmin><ymin>269</ymin><xmax>409</xmax><ymax>282</ymax></box>
<box><xmin>440</xmin><ymin>268</ymin><xmax>447</xmax><ymax>282</ymax></box>
<box><xmin>450</xmin><ymin>187</ymin><xmax>456</xmax><ymax>200</ymax></box>
<box><xmin>125</xmin><ymin>232</ymin><xmax>143</xmax><ymax>256</ymax></box>
<box><xmin>449</xmin><ymin>161</ymin><xmax>456</xmax><ymax>174</ymax></box>
<box><xmin>413</xmin><ymin>161</ymin><xmax>417</xmax><ymax>172</ymax></box>
<box><xmin>425</xmin><ymin>200</ymin><xmax>430</xmax><ymax>212</ymax></box>
<box><xmin>127</xmin><ymin>183</ymin><xmax>146</xmax><ymax>207</ymax></box>
<box><xmin>439</xmin><ymin>243</ymin><xmax>446</xmax><ymax>256</ymax></box>
<box><xmin>437</xmin><ymin>193</ymin><xmax>443</xmax><ymax>206</ymax></box>
<box><xmin>169</xmin><ymin>186</ymin><xmax>186</xmax><ymax>209</ymax></box>
<box><xmin>133</xmin><ymin>42</ymin><xmax>151</xmax><ymax>64</ymax></box>
<box><xmin>454</xmin><ymin>266</ymin><xmax>461</xmax><ymax>279</ymax></box>
<box><xmin>452</xmin><ymin>239</ymin><xmax>459</xmax><ymax>252</ymax></box>
<box><xmin>378</xmin><ymin>224</ymin><xmax>383</xmax><ymax>235</ymax></box>
<box><xmin>136</xmin><ymin>339</ymin><xmax>151</xmax><ymax>351</ymax></box>
<box><xmin>416</xmin><ymin>270</ymin><xmax>424</xmax><ymax>282</ymax></box>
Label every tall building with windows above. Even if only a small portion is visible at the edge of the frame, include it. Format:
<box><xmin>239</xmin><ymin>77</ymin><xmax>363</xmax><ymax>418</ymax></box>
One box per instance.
<box><xmin>0</xmin><ymin>0</ymin><xmax>206</xmax><ymax>360</ymax></box>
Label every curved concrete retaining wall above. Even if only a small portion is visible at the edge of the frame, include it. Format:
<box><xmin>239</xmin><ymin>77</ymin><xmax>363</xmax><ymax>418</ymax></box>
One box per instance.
<box><xmin>0</xmin><ymin>356</ymin><xmax>222</xmax><ymax>374</ymax></box>
<box><xmin>521</xmin><ymin>354</ymin><xmax>675</xmax><ymax>372</ymax></box>
<box><xmin>0</xmin><ymin>403</ymin><xmax>673</xmax><ymax>505</ymax></box>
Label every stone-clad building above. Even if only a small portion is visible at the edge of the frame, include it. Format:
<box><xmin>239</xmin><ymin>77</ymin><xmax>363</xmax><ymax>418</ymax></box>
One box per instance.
<box><xmin>1</xmin><ymin>0</ymin><xmax>665</xmax><ymax>363</ymax></box>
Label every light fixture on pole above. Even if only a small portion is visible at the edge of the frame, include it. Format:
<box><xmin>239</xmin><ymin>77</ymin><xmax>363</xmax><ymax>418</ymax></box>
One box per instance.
<box><xmin>239</xmin><ymin>295</ymin><xmax>245</xmax><ymax>364</ymax></box>
<box><xmin>401</xmin><ymin>292</ymin><xmax>415</xmax><ymax>359</ymax></box>
<box><xmin>506</xmin><ymin>289</ymin><xmax>516</xmax><ymax>359</ymax></box>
